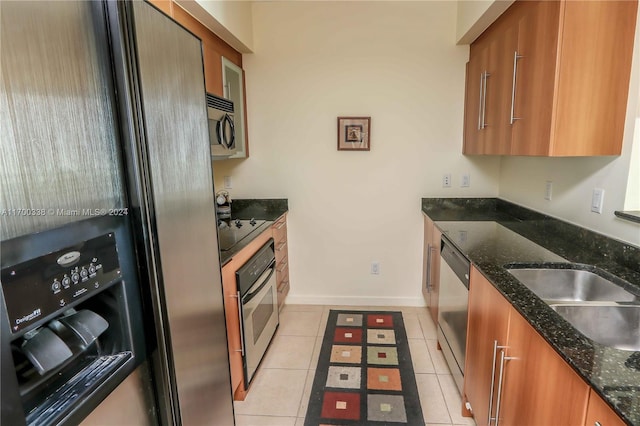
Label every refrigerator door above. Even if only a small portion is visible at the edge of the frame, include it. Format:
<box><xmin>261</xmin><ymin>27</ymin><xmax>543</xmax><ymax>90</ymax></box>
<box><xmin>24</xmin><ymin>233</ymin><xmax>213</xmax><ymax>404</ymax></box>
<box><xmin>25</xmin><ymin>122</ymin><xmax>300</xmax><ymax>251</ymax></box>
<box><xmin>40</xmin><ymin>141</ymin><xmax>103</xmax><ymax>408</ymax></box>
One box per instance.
<box><xmin>130</xmin><ymin>2</ymin><xmax>234</xmax><ymax>425</ymax></box>
<box><xmin>0</xmin><ymin>0</ymin><xmax>125</xmax><ymax>241</ymax></box>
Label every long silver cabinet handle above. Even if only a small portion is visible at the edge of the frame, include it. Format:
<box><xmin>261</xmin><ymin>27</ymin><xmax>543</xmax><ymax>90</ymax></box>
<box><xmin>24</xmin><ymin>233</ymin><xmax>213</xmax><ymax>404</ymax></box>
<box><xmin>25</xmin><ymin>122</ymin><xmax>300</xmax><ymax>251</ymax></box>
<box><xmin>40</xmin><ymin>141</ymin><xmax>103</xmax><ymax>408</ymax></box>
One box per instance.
<box><xmin>488</xmin><ymin>341</ymin><xmax>508</xmax><ymax>425</ymax></box>
<box><xmin>510</xmin><ymin>51</ymin><xmax>523</xmax><ymax>124</ymax></box>
<box><xmin>494</xmin><ymin>350</ymin><xmax>517</xmax><ymax>426</ymax></box>
<box><xmin>425</xmin><ymin>244</ymin><xmax>432</xmax><ymax>292</ymax></box>
<box><xmin>231</xmin><ymin>291</ymin><xmax>245</xmax><ymax>356</ymax></box>
<box><xmin>275</xmin><ymin>221</ymin><xmax>286</xmax><ymax>230</ymax></box>
<box><xmin>481</xmin><ymin>72</ymin><xmax>490</xmax><ymax>129</ymax></box>
<box><xmin>478</xmin><ymin>72</ymin><xmax>484</xmax><ymax>130</ymax></box>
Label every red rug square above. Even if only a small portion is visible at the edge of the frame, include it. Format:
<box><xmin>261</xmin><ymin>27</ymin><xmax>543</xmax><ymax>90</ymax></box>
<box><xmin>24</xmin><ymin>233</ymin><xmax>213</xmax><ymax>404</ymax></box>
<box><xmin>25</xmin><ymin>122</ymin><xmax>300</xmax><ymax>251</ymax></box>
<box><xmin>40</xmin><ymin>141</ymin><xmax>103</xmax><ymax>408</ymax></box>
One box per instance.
<box><xmin>333</xmin><ymin>327</ymin><xmax>362</xmax><ymax>343</ymax></box>
<box><xmin>367</xmin><ymin>314</ymin><xmax>393</xmax><ymax>328</ymax></box>
<box><xmin>320</xmin><ymin>392</ymin><xmax>361</xmax><ymax>420</ymax></box>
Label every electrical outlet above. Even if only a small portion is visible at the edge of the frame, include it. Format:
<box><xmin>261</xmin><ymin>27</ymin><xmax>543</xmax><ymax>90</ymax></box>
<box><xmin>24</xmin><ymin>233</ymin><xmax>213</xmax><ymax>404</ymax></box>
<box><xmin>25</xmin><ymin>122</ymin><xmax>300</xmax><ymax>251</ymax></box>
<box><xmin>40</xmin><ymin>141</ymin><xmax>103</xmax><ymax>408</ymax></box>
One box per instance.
<box><xmin>458</xmin><ymin>230</ymin><xmax>468</xmax><ymax>244</ymax></box>
<box><xmin>461</xmin><ymin>174</ymin><xmax>470</xmax><ymax>188</ymax></box>
<box><xmin>224</xmin><ymin>176</ymin><xmax>232</xmax><ymax>189</ymax></box>
<box><xmin>443</xmin><ymin>174</ymin><xmax>452</xmax><ymax>188</ymax></box>
<box><xmin>371</xmin><ymin>261</ymin><xmax>380</xmax><ymax>275</ymax></box>
<box><xmin>591</xmin><ymin>188</ymin><xmax>605</xmax><ymax>214</ymax></box>
<box><xmin>545</xmin><ymin>181</ymin><xmax>553</xmax><ymax>201</ymax></box>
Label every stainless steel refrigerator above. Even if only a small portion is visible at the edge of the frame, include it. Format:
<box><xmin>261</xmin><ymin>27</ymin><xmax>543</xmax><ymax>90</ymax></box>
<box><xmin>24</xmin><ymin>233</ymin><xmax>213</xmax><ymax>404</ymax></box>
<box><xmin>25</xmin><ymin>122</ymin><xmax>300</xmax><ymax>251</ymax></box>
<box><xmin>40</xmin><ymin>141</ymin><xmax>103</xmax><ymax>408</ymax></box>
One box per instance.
<box><xmin>0</xmin><ymin>1</ymin><xmax>235</xmax><ymax>425</ymax></box>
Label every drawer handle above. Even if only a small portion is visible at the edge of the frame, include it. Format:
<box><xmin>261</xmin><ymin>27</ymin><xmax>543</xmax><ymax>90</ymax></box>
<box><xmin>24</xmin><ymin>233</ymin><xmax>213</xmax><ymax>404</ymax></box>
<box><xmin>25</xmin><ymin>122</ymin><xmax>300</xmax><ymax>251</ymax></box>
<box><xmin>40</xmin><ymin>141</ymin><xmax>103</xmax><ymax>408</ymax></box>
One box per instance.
<box><xmin>276</xmin><ymin>241</ymin><xmax>287</xmax><ymax>251</ymax></box>
<box><xmin>275</xmin><ymin>221</ymin><xmax>286</xmax><ymax>230</ymax></box>
<box><xmin>277</xmin><ymin>261</ymin><xmax>288</xmax><ymax>273</ymax></box>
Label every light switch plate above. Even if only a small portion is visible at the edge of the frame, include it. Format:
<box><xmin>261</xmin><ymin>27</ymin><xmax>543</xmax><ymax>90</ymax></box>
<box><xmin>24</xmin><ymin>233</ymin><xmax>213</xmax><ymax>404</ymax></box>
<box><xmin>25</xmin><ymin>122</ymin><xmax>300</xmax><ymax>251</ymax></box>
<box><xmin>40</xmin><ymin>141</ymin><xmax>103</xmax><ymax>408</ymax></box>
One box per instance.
<box><xmin>591</xmin><ymin>188</ymin><xmax>604</xmax><ymax>214</ymax></box>
<box><xmin>545</xmin><ymin>181</ymin><xmax>553</xmax><ymax>201</ymax></box>
<box><xmin>224</xmin><ymin>176</ymin><xmax>232</xmax><ymax>189</ymax></box>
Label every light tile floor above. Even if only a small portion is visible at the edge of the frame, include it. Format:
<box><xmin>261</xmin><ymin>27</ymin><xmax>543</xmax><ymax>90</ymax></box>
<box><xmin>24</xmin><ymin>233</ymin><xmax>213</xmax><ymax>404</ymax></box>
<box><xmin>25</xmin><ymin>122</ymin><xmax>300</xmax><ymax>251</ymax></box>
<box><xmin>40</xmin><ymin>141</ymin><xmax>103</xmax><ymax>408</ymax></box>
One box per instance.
<box><xmin>234</xmin><ymin>305</ymin><xmax>476</xmax><ymax>426</ymax></box>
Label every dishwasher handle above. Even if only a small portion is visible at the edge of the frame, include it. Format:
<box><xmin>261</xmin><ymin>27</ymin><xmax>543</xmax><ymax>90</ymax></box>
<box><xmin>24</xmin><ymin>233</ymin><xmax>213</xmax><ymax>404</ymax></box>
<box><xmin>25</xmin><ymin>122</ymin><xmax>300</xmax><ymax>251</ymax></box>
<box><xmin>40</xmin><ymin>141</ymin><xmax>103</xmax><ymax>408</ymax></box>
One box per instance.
<box><xmin>441</xmin><ymin>236</ymin><xmax>470</xmax><ymax>288</ymax></box>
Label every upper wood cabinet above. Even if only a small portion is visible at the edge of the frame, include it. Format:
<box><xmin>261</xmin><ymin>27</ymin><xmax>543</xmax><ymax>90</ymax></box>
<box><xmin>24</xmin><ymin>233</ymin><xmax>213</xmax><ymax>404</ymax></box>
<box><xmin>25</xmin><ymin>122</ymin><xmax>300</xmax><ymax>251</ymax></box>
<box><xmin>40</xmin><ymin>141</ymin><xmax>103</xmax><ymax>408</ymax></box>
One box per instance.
<box><xmin>171</xmin><ymin>3</ymin><xmax>242</xmax><ymax>97</ymax></box>
<box><xmin>463</xmin><ymin>0</ymin><xmax>638</xmax><ymax>157</ymax></box>
<box><xmin>149</xmin><ymin>0</ymin><xmax>250</xmax><ymax>158</ymax></box>
<box><xmin>464</xmin><ymin>267</ymin><xmax>593</xmax><ymax>426</ymax></box>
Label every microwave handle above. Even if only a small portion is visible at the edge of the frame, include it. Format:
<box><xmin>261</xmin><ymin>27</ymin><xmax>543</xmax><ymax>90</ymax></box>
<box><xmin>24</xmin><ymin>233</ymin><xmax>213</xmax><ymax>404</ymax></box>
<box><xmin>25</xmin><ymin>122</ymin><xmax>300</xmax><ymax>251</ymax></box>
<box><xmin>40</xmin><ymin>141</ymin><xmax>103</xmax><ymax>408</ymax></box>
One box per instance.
<box><xmin>217</xmin><ymin>114</ymin><xmax>235</xmax><ymax>149</ymax></box>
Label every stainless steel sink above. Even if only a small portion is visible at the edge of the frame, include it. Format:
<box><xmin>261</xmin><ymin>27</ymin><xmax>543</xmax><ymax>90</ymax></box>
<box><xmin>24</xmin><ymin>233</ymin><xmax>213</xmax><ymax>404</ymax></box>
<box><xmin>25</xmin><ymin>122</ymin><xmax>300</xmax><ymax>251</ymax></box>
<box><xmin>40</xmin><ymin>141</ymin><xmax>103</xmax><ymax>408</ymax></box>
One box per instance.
<box><xmin>507</xmin><ymin>268</ymin><xmax>638</xmax><ymax>303</ymax></box>
<box><xmin>550</xmin><ymin>304</ymin><xmax>640</xmax><ymax>351</ymax></box>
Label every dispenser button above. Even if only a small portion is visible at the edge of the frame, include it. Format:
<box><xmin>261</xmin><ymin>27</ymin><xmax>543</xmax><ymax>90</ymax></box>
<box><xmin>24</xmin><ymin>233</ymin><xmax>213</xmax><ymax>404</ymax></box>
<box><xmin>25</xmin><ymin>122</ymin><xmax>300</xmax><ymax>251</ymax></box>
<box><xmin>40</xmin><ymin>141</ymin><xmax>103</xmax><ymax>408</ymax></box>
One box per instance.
<box><xmin>52</xmin><ymin>280</ymin><xmax>61</xmax><ymax>292</ymax></box>
<box><xmin>71</xmin><ymin>272</ymin><xmax>80</xmax><ymax>284</ymax></box>
<box><xmin>61</xmin><ymin>276</ymin><xmax>71</xmax><ymax>288</ymax></box>
<box><xmin>80</xmin><ymin>268</ymin><xmax>89</xmax><ymax>279</ymax></box>
<box><xmin>88</xmin><ymin>264</ymin><xmax>97</xmax><ymax>275</ymax></box>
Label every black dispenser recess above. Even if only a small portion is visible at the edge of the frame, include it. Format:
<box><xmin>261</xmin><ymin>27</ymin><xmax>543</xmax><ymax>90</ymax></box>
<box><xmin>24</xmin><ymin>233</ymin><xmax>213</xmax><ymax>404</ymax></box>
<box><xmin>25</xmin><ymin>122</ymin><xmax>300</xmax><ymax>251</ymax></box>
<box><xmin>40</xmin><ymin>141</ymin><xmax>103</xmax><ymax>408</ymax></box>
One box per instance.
<box><xmin>0</xmin><ymin>216</ymin><xmax>148</xmax><ymax>426</ymax></box>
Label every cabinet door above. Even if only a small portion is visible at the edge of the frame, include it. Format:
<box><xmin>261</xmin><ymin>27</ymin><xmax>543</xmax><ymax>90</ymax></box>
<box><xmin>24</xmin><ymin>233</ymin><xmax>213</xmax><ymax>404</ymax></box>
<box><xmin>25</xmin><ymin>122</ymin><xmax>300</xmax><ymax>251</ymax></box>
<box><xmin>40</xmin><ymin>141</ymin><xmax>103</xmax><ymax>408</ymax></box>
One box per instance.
<box><xmin>509</xmin><ymin>1</ymin><xmax>560</xmax><ymax>156</ymax></box>
<box><xmin>222</xmin><ymin>57</ymin><xmax>248</xmax><ymax>158</ymax></box>
<box><xmin>551</xmin><ymin>0</ymin><xmax>638</xmax><ymax>156</ymax></box>
<box><xmin>428</xmin><ymin>225</ymin><xmax>441</xmax><ymax>324</ymax></box>
<box><xmin>464</xmin><ymin>267</ymin><xmax>511</xmax><ymax>426</ymax></box>
<box><xmin>482</xmin><ymin>15</ymin><xmax>518</xmax><ymax>155</ymax></box>
<box><xmin>203</xmin><ymin>44</ymin><xmax>223</xmax><ymax>96</ymax></box>
<box><xmin>499</xmin><ymin>308</ymin><xmax>589</xmax><ymax>425</ymax></box>
<box><xmin>463</xmin><ymin>42</ymin><xmax>489</xmax><ymax>155</ymax></box>
<box><xmin>422</xmin><ymin>215</ymin><xmax>433</xmax><ymax>304</ymax></box>
<box><xmin>584</xmin><ymin>389</ymin><xmax>626</xmax><ymax>426</ymax></box>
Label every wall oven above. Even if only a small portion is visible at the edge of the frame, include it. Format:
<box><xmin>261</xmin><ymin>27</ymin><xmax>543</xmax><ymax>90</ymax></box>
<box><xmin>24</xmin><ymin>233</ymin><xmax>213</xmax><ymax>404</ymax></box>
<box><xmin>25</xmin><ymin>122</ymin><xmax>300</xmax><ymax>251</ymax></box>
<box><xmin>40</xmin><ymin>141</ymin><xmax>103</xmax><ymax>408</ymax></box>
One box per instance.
<box><xmin>236</xmin><ymin>239</ymin><xmax>279</xmax><ymax>387</ymax></box>
<box><xmin>437</xmin><ymin>235</ymin><xmax>470</xmax><ymax>394</ymax></box>
<box><xmin>207</xmin><ymin>93</ymin><xmax>236</xmax><ymax>159</ymax></box>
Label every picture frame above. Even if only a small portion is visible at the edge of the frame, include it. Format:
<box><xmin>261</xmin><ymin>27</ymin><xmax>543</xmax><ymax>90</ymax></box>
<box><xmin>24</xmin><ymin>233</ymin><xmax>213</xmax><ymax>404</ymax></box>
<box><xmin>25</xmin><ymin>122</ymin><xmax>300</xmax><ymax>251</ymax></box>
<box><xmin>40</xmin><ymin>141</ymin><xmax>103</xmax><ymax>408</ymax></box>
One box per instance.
<box><xmin>337</xmin><ymin>117</ymin><xmax>371</xmax><ymax>151</ymax></box>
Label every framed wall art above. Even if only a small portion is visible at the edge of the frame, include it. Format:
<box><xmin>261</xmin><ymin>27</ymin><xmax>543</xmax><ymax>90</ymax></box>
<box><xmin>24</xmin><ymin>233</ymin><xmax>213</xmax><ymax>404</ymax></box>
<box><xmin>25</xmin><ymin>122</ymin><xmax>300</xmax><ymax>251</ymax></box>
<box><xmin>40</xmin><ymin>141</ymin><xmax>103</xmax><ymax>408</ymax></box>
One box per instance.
<box><xmin>337</xmin><ymin>117</ymin><xmax>371</xmax><ymax>151</ymax></box>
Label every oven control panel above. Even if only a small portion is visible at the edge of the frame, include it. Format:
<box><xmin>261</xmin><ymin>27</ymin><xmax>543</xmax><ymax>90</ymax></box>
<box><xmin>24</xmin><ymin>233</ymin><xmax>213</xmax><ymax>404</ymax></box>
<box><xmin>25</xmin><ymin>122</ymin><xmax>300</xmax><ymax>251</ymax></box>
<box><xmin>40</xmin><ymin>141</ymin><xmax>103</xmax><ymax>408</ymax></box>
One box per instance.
<box><xmin>1</xmin><ymin>233</ymin><xmax>121</xmax><ymax>335</ymax></box>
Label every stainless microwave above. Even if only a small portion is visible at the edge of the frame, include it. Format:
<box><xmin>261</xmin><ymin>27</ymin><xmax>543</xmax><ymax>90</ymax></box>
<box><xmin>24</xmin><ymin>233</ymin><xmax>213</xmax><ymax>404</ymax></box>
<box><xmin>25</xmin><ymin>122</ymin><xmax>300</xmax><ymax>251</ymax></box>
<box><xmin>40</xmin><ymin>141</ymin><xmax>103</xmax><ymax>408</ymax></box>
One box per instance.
<box><xmin>207</xmin><ymin>93</ymin><xmax>237</xmax><ymax>159</ymax></box>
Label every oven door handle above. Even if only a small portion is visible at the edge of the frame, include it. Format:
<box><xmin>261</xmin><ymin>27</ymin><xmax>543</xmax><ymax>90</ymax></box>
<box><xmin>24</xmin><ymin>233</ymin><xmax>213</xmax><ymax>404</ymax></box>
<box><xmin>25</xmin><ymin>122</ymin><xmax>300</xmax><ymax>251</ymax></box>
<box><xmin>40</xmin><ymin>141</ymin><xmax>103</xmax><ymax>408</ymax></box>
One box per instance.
<box><xmin>242</xmin><ymin>261</ymin><xmax>276</xmax><ymax>304</ymax></box>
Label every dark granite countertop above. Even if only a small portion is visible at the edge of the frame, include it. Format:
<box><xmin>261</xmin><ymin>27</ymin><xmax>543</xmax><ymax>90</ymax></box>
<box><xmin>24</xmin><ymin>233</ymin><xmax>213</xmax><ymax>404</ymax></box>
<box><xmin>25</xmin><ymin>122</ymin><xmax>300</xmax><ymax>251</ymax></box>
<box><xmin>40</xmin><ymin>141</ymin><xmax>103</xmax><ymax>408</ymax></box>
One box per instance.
<box><xmin>219</xmin><ymin>199</ymin><xmax>288</xmax><ymax>267</ymax></box>
<box><xmin>422</xmin><ymin>198</ymin><xmax>640</xmax><ymax>425</ymax></box>
<box><xmin>231</xmin><ymin>198</ymin><xmax>288</xmax><ymax>221</ymax></box>
<box><xmin>219</xmin><ymin>221</ymin><xmax>273</xmax><ymax>267</ymax></box>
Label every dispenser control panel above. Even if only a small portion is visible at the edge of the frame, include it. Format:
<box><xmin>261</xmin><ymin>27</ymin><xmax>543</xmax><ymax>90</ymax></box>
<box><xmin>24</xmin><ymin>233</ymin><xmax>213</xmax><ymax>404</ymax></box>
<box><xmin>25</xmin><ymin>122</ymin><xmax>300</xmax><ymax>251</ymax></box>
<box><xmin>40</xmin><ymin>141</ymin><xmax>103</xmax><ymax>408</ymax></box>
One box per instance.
<box><xmin>1</xmin><ymin>233</ymin><xmax>121</xmax><ymax>334</ymax></box>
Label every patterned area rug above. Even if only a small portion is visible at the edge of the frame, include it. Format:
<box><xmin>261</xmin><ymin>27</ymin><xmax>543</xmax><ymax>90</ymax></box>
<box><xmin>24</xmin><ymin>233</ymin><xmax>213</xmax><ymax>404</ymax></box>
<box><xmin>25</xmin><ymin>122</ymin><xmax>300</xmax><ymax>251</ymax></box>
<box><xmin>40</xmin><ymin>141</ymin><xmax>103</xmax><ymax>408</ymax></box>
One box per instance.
<box><xmin>304</xmin><ymin>310</ymin><xmax>425</xmax><ymax>425</ymax></box>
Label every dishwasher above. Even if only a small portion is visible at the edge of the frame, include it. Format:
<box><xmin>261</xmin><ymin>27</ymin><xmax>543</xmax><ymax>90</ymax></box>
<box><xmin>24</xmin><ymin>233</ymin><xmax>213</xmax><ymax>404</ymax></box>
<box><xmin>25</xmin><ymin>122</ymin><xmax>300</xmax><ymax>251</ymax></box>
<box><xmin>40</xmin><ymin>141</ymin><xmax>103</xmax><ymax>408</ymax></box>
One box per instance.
<box><xmin>437</xmin><ymin>235</ymin><xmax>470</xmax><ymax>394</ymax></box>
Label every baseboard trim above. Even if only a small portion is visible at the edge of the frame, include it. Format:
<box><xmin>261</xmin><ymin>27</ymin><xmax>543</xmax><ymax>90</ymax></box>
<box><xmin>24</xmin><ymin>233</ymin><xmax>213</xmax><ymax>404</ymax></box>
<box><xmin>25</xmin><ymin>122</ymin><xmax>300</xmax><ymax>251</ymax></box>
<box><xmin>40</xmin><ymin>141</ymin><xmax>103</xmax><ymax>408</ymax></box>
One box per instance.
<box><xmin>285</xmin><ymin>295</ymin><xmax>426</xmax><ymax>307</ymax></box>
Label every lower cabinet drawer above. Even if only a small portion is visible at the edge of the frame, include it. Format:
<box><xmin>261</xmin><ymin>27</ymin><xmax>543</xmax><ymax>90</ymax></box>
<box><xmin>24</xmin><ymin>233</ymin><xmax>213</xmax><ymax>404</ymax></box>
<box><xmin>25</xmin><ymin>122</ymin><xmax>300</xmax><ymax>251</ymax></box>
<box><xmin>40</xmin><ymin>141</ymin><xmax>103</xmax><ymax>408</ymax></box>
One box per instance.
<box><xmin>277</xmin><ymin>279</ymin><xmax>289</xmax><ymax>309</ymax></box>
<box><xmin>276</xmin><ymin>256</ymin><xmax>289</xmax><ymax>281</ymax></box>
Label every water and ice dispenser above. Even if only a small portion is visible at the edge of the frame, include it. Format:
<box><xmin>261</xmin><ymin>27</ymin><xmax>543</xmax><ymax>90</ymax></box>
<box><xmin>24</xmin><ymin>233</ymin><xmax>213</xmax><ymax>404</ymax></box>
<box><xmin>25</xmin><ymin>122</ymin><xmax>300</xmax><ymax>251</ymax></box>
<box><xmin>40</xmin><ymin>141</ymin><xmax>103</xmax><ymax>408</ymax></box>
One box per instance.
<box><xmin>0</xmin><ymin>217</ymin><xmax>148</xmax><ymax>426</ymax></box>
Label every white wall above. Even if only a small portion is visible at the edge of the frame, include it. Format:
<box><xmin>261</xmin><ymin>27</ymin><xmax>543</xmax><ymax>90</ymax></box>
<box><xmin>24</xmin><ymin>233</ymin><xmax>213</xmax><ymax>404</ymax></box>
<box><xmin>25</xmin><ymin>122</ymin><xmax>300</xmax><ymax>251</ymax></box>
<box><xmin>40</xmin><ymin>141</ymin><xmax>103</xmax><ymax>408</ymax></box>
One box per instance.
<box><xmin>498</xmin><ymin>6</ymin><xmax>640</xmax><ymax>247</ymax></box>
<box><xmin>213</xmin><ymin>1</ymin><xmax>500</xmax><ymax>306</ymax></box>
<box><xmin>456</xmin><ymin>0</ymin><xmax>513</xmax><ymax>44</ymax></box>
<box><xmin>624</xmin><ymin>96</ymin><xmax>640</xmax><ymax>211</ymax></box>
<box><xmin>176</xmin><ymin>0</ymin><xmax>254</xmax><ymax>52</ymax></box>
